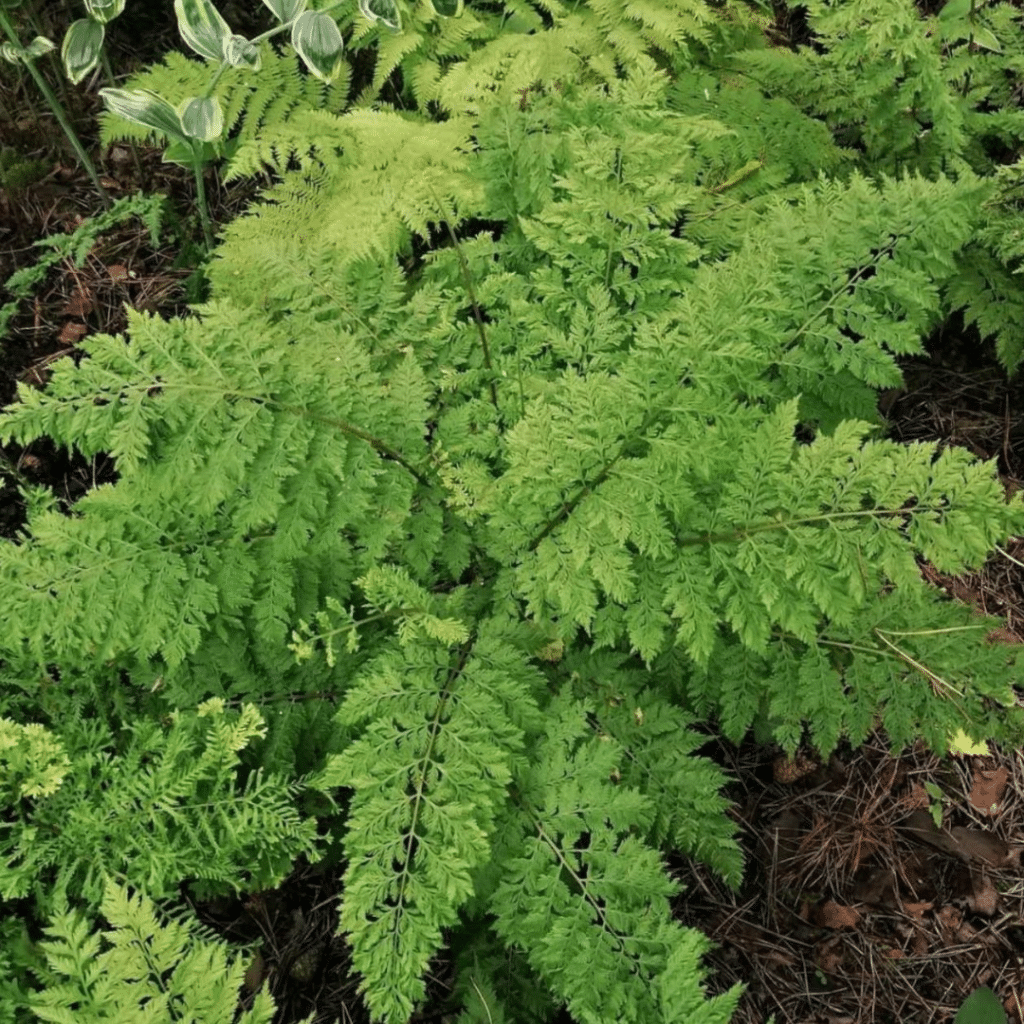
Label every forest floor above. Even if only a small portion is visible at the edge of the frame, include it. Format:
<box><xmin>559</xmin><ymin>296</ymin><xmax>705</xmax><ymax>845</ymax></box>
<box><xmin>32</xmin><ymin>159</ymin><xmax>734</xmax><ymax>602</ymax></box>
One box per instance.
<box><xmin>3</xmin><ymin>2</ymin><xmax>1024</xmax><ymax>1023</ymax></box>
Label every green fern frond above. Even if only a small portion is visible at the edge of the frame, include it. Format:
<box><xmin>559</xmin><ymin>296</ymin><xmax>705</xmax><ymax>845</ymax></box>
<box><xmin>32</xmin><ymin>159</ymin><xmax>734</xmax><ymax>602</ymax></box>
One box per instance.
<box><xmin>0</xmin><ymin>700</ymin><xmax>323</xmax><ymax>917</ymax></box>
<box><xmin>27</xmin><ymin>878</ymin><xmax>300</xmax><ymax>1024</ymax></box>
<box><xmin>312</xmin><ymin>625</ymin><xmax>546</xmax><ymax>1021</ymax></box>
<box><xmin>211</xmin><ymin>109</ymin><xmax>486</xmax><ymax>279</ymax></box>
<box><xmin>488</xmin><ymin>686</ymin><xmax>744</xmax><ymax>1024</ymax></box>
<box><xmin>98</xmin><ymin>46</ymin><xmax>349</xmax><ymax>183</ymax></box>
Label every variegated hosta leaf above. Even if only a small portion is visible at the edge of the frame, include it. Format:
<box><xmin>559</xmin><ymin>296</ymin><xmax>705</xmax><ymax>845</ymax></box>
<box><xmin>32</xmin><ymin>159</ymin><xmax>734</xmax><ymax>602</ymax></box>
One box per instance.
<box><xmin>358</xmin><ymin>0</ymin><xmax>402</xmax><ymax>31</ymax></box>
<box><xmin>99</xmin><ymin>87</ymin><xmax>189</xmax><ymax>145</ymax></box>
<box><xmin>173</xmin><ymin>0</ymin><xmax>232</xmax><ymax>63</ymax></box>
<box><xmin>177</xmin><ymin>94</ymin><xmax>224</xmax><ymax>142</ymax></box>
<box><xmin>290</xmin><ymin>11</ymin><xmax>344</xmax><ymax>83</ymax></box>
<box><xmin>429</xmin><ymin>0</ymin><xmax>462</xmax><ymax>17</ymax></box>
<box><xmin>161</xmin><ymin>139</ymin><xmax>217</xmax><ymax>167</ymax></box>
<box><xmin>84</xmin><ymin>0</ymin><xmax>126</xmax><ymax>25</ymax></box>
<box><xmin>222</xmin><ymin>34</ymin><xmax>261</xmax><ymax>71</ymax></box>
<box><xmin>261</xmin><ymin>0</ymin><xmax>306</xmax><ymax>22</ymax></box>
<box><xmin>17</xmin><ymin>36</ymin><xmax>56</xmax><ymax>60</ymax></box>
<box><xmin>61</xmin><ymin>19</ymin><xmax>104</xmax><ymax>85</ymax></box>
<box><xmin>1</xmin><ymin>42</ymin><xmax>24</xmax><ymax>65</ymax></box>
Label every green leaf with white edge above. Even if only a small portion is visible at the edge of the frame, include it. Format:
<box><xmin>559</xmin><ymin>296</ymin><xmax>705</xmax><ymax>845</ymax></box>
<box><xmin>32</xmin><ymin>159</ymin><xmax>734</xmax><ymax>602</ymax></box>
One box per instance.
<box><xmin>61</xmin><ymin>19</ymin><xmax>104</xmax><ymax>85</ymax></box>
<box><xmin>262</xmin><ymin>0</ymin><xmax>306</xmax><ymax>22</ymax></box>
<box><xmin>174</xmin><ymin>0</ymin><xmax>232</xmax><ymax>63</ymax></box>
<box><xmin>937</xmin><ymin>0</ymin><xmax>973</xmax><ymax>22</ymax></box>
<box><xmin>358</xmin><ymin>0</ymin><xmax>402</xmax><ymax>31</ymax></box>
<box><xmin>429</xmin><ymin>0</ymin><xmax>462</xmax><ymax>17</ymax></box>
<box><xmin>955</xmin><ymin>987</ymin><xmax>1008</xmax><ymax>1024</ymax></box>
<box><xmin>222</xmin><ymin>34</ymin><xmax>261</xmax><ymax>70</ymax></box>
<box><xmin>99</xmin><ymin>87</ymin><xmax>189</xmax><ymax>145</ymax></box>
<box><xmin>290</xmin><ymin>11</ymin><xmax>344</xmax><ymax>82</ymax></box>
<box><xmin>933</xmin><ymin>0</ymin><xmax>1002</xmax><ymax>51</ymax></box>
<box><xmin>177</xmin><ymin>95</ymin><xmax>224</xmax><ymax>142</ymax></box>
<box><xmin>24</xmin><ymin>36</ymin><xmax>56</xmax><ymax>59</ymax></box>
<box><xmin>1</xmin><ymin>42</ymin><xmax>24</xmax><ymax>65</ymax></box>
<box><xmin>162</xmin><ymin>138</ymin><xmax>217</xmax><ymax>166</ymax></box>
<box><xmin>84</xmin><ymin>0</ymin><xmax>126</xmax><ymax>25</ymax></box>
<box><xmin>971</xmin><ymin>25</ymin><xmax>1002</xmax><ymax>52</ymax></box>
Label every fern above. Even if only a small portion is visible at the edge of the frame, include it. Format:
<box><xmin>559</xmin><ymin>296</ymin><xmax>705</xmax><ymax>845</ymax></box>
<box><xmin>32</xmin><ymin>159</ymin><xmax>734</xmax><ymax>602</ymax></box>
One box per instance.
<box><xmin>0</xmin><ymin>699</ymin><xmax>325</xmax><ymax>920</ymax></box>
<box><xmin>943</xmin><ymin>159</ymin><xmax>1024</xmax><ymax>373</ymax></box>
<box><xmin>5</xmin><ymin>9</ymin><xmax>1024</xmax><ymax>1024</ymax></box>
<box><xmin>312</xmin><ymin>621</ymin><xmax>546</xmax><ymax>1021</ymax></box>
<box><xmin>717</xmin><ymin>0</ymin><xmax>1024</xmax><ymax>374</ymax></box>
<box><xmin>97</xmin><ymin>45</ymin><xmax>351</xmax><ymax>183</ymax></box>
<box><xmin>26</xmin><ymin>878</ymin><xmax>301</xmax><ymax>1024</ymax></box>
<box><xmin>208</xmin><ymin>108</ymin><xmax>489</xmax><ymax>286</ymax></box>
<box><xmin>485</xmin><ymin>686</ymin><xmax>741</xmax><ymax>1024</ymax></box>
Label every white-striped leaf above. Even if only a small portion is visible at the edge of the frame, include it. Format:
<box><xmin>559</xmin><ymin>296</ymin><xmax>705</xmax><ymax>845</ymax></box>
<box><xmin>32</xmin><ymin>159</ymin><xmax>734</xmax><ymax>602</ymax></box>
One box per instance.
<box><xmin>24</xmin><ymin>36</ymin><xmax>56</xmax><ymax>59</ymax></box>
<box><xmin>177</xmin><ymin>95</ymin><xmax>224</xmax><ymax>142</ymax></box>
<box><xmin>173</xmin><ymin>0</ymin><xmax>232</xmax><ymax>63</ymax></box>
<box><xmin>290</xmin><ymin>11</ymin><xmax>344</xmax><ymax>83</ymax></box>
<box><xmin>99</xmin><ymin>88</ymin><xmax>189</xmax><ymax>144</ymax></box>
<box><xmin>84</xmin><ymin>0</ymin><xmax>126</xmax><ymax>25</ymax></box>
<box><xmin>261</xmin><ymin>0</ymin><xmax>306</xmax><ymax>22</ymax></box>
<box><xmin>358</xmin><ymin>0</ymin><xmax>402</xmax><ymax>31</ymax></box>
<box><xmin>223</xmin><ymin>34</ymin><xmax>261</xmax><ymax>70</ymax></box>
<box><xmin>61</xmin><ymin>19</ymin><xmax>104</xmax><ymax>85</ymax></box>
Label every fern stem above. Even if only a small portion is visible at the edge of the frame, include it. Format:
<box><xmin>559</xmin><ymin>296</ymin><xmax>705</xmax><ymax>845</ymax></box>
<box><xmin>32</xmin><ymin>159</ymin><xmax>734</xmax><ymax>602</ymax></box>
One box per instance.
<box><xmin>602</xmin><ymin>148</ymin><xmax>623</xmax><ymax>290</ymax></box>
<box><xmin>87</xmin><ymin>379</ymin><xmax>433</xmax><ymax>485</ymax></box>
<box><xmin>873</xmin><ymin>627</ymin><xmax>965</xmax><ymax>697</ymax></box>
<box><xmin>389</xmin><ymin>639</ymin><xmax>475</xmax><ymax>941</ymax></box>
<box><xmin>446</xmin><ymin>221</ymin><xmax>498</xmax><ymax>408</ymax></box>
<box><xmin>512</xmin><ymin>792</ymin><xmax>657</xmax><ymax>956</ymax></box>
<box><xmin>267</xmin><ymin>399</ymin><xmax>432</xmax><ymax>485</ymax></box>
<box><xmin>675</xmin><ymin>504</ymin><xmax>942</xmax><ymax>547</ymax></box>
<box><xmin>793</xmin><ymin>632</ymin><xmax>976</xmax><ymax>724</ymax></box>
<box><xmin>784</xmin><ymin>234</ymin><xmax>900</xmax><ymax>349</ymax></box>
<box><xmin>426</xmin><ymin>184</ymin><xmax>499</xmax><ymax>409</ymax></box>
<box><xmin>527</xmin><ymin>409</ymin><xmax>664</xmax><ymax>551</ymax></box>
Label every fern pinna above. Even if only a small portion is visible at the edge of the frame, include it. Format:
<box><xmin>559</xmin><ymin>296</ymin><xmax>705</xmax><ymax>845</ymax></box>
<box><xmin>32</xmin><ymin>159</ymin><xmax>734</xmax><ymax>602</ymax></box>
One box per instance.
<box><xmin>3</xmin><ymin>15</ymin><xmax>1024</xmax><ymax>1024</ymax></box>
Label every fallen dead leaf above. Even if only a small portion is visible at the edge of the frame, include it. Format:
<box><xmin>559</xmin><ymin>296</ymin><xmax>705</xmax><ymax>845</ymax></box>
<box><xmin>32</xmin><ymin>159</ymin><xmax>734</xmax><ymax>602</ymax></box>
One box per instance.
<box><xmin>812</xmin><ymin>900</ymin><xmax>861</xmax><ymax>930</ymax></box>
<box><xmin>58</xmin><ymin>322</ymin><xmax>88</xmax><ymax>346</ymax></box>
<box><xmin>969</xmin><ymin>766</ymin><xmax>1009</xmax><ymax>816</ymax></box>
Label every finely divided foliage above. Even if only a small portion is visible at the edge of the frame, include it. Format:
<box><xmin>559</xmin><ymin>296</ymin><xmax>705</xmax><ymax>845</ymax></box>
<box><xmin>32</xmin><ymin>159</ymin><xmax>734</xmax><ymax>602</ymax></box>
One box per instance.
<box><xmin>3</xmin><ymin>0</ymin><xmax>1024</xmax><ymax>1021</ymax></box>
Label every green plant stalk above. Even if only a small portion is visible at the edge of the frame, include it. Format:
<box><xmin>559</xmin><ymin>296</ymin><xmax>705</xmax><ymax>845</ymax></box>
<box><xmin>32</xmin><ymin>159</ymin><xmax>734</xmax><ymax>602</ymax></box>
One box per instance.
<box><xmin>2</xmin><ymin>60</ymin><xmax>44</xmax><ymax>130</ymax></box>
<box><xmin>189</xmin><ymin>143</ymin><xmax>214</xmax><ymax>254</ymax></box>
<box><xmin>99</xmin><ymin>49</ymin><xmax>144</xmax><ymax>180</ymax></box>
<box><xmin>15</xmin><ymin>0</ymin><xmax>76</xmax><ymax>112</ymax></box>
<box><xmin>0</xmin><ymin>8</ymin><xmax>112</xmax><ymax>209</ymax></box>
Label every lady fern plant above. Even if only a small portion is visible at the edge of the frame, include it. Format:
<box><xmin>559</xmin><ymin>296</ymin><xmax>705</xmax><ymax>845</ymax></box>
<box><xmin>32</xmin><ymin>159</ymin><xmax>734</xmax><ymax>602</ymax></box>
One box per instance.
<box><xmin>4</xmin><ymin>9</ymin><xmax>1024</xmax><ymax>1024</ymax></box>
<box><xmin>711</xmin><ymin>0</ymin><xmax>1024</xmax><ymax>371</ymax></box>
<box><xmin>27</xmin><ymin>877</ymin><xmax>300</xmax><ymax>1024</ymax></box>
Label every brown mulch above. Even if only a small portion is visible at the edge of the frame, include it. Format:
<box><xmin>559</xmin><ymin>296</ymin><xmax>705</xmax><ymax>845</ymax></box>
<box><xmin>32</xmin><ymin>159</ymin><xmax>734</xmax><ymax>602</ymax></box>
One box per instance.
<box><xmin>675</xmin><ymin>333</ymin><xmax>1024</xmax><ymax>1024</ymax></box>
<box><xmin>673</xmin><ymin>725</ymin><xmax>1024</xmax><ymax>1024</ymax></box>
